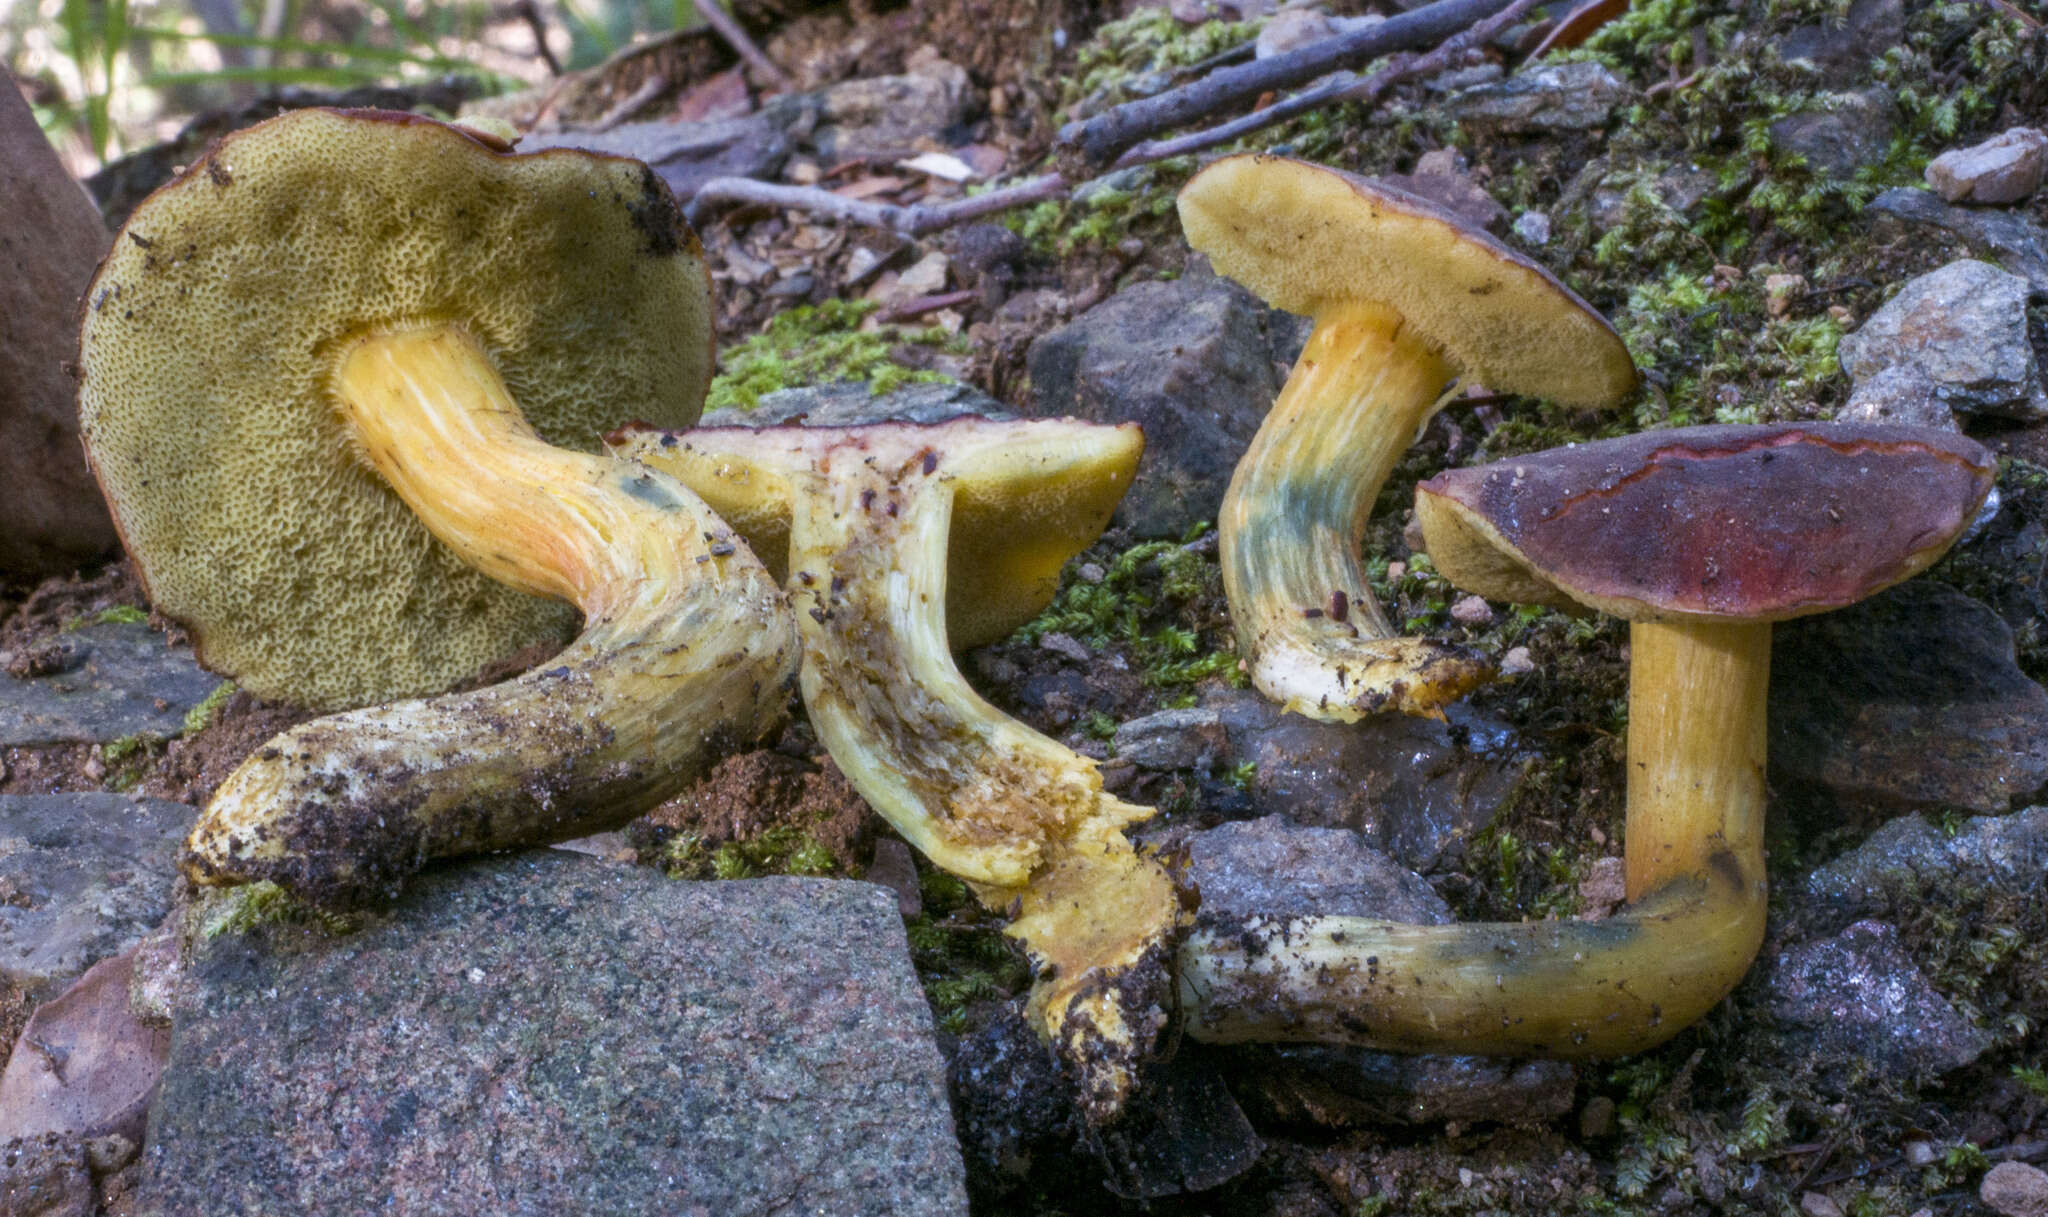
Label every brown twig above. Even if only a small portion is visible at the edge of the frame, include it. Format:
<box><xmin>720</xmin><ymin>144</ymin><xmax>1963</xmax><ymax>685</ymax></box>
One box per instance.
<box><xmin>1057</xmin><ymin>0</ymin><xmax>1522</xmax><ymax>170</ymax></box>
<box><xmin>510</xmin><ymin>0</ymin><xmax>564</xmax><ymax>76</ymax></box>
<box><xmin>684</xmin><ymin>172</ymin><xmax>1068</xmax><ymax>236</ymax></box>
<box><xmin>1111</xmin><ymin>0</ymin><xmax>1544</xmax><ymax>169</ymax></box>
<box><xmin>875</xmin><ymin>288</ymin><xmax>978</xmax><ymax>323</ymax></box>
<box><xmin>693</xmin><ymin>0</ymin><xmax>793</xmax><ymax>90</ymax></box>
<box><xmin>590</xmin><ymin>72</ymin><xmax>669</xmax><ymax>132</ymax></box>
<box><xmin>1979</xmin><ymin>0</ymin><xmax>2043</xmax><ymax>28</ymax></box>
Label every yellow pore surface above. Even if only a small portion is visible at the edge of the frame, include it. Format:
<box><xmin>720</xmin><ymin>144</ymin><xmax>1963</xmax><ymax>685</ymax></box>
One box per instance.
<box><xmin>1177</xmin><ymin>153</ymin><xmax>1636</xmax><ymax>409</ymax></box>
<box><xmin>79</xmin><ymin>109</ymin><xmax>715</xmax><ymax>711</ymax></box>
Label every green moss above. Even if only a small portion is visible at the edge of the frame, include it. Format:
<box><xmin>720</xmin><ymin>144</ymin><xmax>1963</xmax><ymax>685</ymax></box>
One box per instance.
<box><xmin>64</xmin><ymin>604</ymin><xmax>148</xmax><ymax>631</ymax></box>
<box><xmin>1014</xmin><ymin>526</ymin><xmax>1243</xmax><ymax>691</ymax></box>
<box><xmin>101</xmin><ymin>734</ymin><xmax>149</xmax><ymax>764</ymax></box>
<box><xmin>902</xmin><ymin>854</ymin><xmax>1028</xmax><ymax>1034</ymax></box>
<box><xmin>1063</xmin><ymin>9</ymin><xmax>1264</xmax><ymax>117</ymax></box>
<box><xmin>197</xmin><ymin>881</ymin><xmax>358</xmax><ymax>939</ymax></box>
<box><xmin>665</xmin><ymin>824</ymin><xmax>842</xmax><ymax>881</ymax></box>
<box><xmin>180</xmin><ymin>681</ymin><xmax>236</xmax><ymax>736</ymax></box>
<box><xmin>705</xmin><ymin>298</ymin><xmax>964</xmax><ymax>412</ymax></box>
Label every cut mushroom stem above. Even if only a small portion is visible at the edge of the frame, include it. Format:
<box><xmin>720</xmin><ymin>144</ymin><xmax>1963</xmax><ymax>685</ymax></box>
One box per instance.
<box><xmin>613</xmin><ymin>418</ymin><xmax>1181</xmax><ymax>1123</ymax></box>
<box><xmin>186</xmin><ymin>327</ymin><xmax>799</xmax><ymax>906</ymax></box>
<box><xmin>1221</xmin><ymin>296</ymin><xmax>1484</xmax><ymax>720</ymax></box>
<box><xmin>1178</xmin><ymin>615</ymin><xmax>1767</xmax><ymax>1054</ymax></box>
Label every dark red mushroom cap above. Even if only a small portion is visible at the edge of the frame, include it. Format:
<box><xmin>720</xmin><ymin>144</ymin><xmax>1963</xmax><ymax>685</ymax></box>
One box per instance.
<box><xmin>1415</xmin><ymin>422</ymin><xmax>1996</xmax><ymax>624</ymax></box>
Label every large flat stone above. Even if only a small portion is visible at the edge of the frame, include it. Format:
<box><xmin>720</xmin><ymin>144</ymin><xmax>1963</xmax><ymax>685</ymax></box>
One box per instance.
<box><xmin>0</xmin><ymin>622</ymin><xmax>224</xmax><ymax>748</ymax></box>
<box><xmin>139</xmin><ymin>854</ymin><xmax>966</xmax><ymax>1217</ymax></box>
<box><xmin>0</xmin><ymin>794</ymin><xmax>192</xmax><ymax>998</ymax></box>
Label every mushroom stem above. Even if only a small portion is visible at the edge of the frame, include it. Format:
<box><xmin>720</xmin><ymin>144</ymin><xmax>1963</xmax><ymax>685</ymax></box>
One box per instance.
<box><xmin>1221</xmin><ymin>298</ymin><xmax>1489</xmax><ymax>721</ymax></box>
<box><xmin>185</xmin><ymin>327</ymin><xmax>799</xmax><ymax>905</ymax></box>
<box><xmin>781</xmin><ymin>435</ymin><xmax>1182</xmax><ymax>1122</ymax></box>
<box><xmin>1176</xmin><ymin>616</ymin><xmax>1767</xmax><ymax>1056</ymax></box>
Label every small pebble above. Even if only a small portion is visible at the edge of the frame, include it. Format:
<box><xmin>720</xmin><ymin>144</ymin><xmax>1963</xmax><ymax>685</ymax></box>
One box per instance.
<box><xmin>1449</xmin><ymin>595</ymin><xmax>1493</xmax><ymax>626</ymax></box>
<box><xmin>1801</xmin><ymin>1191</ymin><xmax>1844</xmax><ymax>1217</ymax></box>
<box><xmin>1902</xmin><ymin>1140</ymin><xmax>1938</xmax><ymax>1167</ymax></box>
<box><xmin>1499</xmin><ymin>646</ymin><xmax>1534</xmax><ymax>676</ymax></box>
<box><xmin>1578</xmin><ymin>1094</ymin><xmax>1615</xmax><ymax>1138</ymax></box>
<box><xmin>1982</xmin><ymin>1161</ymin><xmax>2048</xmax><ymax>1217</ymax></box>
<box><xmin>1512</xmin><ymin>210</ymin><xmax>1551</xmax><ymax>245</ymax></box>
<box><xmin>1077</xmin><ymin>562</ymin><xmax>1106</xmax><ymax>584</ymax></box>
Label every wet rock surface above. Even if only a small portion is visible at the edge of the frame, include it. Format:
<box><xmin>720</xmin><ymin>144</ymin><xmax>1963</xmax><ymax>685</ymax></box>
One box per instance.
<box><xmin>1220</xmin><ymin>1049</ymin><xmax>1577</xmax><ymax>1129</ymax></box>
<box><xmin>1768</xmin><ymin>87</ymin><xmax>1898</xmax><ymax>179</ymax></box>
<box><xmin>1760</xmin><ymin>919</ymin><xmax>1994</xmax><ymax>1084</ymax></box>
<box><xmin>0</xmin><ymin>622</ymin><xmax>225</xmax><ymax>748</ymax></box>
<box><xmin>0</xmin><ymin>794</ymin><xmax>190</xmax><ymax>998</ymax></box>
<box><xmin>1866</xmin><ymin>188</ymin><xmax>2048</xmax><ymax>295</ymax></box>
<box><xmin>1806</xmin><ymin>805</ymin><xmax>2048</xmax><ymax>919</ymax></box>
<box><xmin>1164</xmin><ymin>814</ymin><xmax>1452</xmax><ymax>924</ymax></box>
<box><xmin>1838</xmin><ymin>260</ymin><xmax>2048</xmax><ymax>424</ymax></box>
<box><xmin>140</xmin><ymin>854</ymin><xmax>965</xmax><ymax>1217</ymax></box>
<box><xmin>1025</xmin><ymin>272</ymin><xmax>1306</xmax><ymax>537</ymax></box>
<box><xmin>1769</xmin><ymin>581</ymin><xmax>2048</xmax><ymax>814</ymax></box>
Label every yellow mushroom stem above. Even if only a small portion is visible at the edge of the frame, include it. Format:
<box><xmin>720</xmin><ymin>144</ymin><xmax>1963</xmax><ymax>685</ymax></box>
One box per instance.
<box><xmin>626</xmin><ymin>423</ymin><xmax>1184</xmax><ymax>1124</ymax></box>
<box><xmin>791</xmin><ymin>441</ymin><xmax>1181</xmax><ymax>1123</ymax></box>
<box><xmin>1221</xmin><ymin>298</ymin><xmax>1491</xmax><ymax>723</ymax></box>
<box><xmin>184</xmin><ymin>327</ymin><xmax>799</xmax><ymax>906</ymax></box>
<box><xmin>1177</xmin><ymin>618</ymin><xmax>1768</xmax><ymax>1055</ymax></box>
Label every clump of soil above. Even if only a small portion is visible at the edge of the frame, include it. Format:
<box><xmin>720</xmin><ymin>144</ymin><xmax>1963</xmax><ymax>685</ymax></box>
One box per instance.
<box><xmin>630</xmin><ymin>745</ymin><xmax>881</xmax><ymax>877</ymax></box>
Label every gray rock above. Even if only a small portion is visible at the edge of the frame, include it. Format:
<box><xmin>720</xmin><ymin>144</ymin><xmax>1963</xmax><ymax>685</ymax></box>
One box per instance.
<box><xmin>1372</xmin><ymin>164</ymin><xmax>1506</xmax><ymax>232</ymax></box>
<box><xmin>699</xmin><ymin>378</ymin><xmax>1011</xmax><ymax>429</ymax></box>
<box><xmin>1839</xmin><ymin>260</ymin><xmax>2048</xmax><ymax>421</ymax></box>
<box><xmin>1581</xmin><ymin>159</ymin><xmax>1720</xmax><ymax>232</ymax></box>
<box><xmin>813</xmin><ymin>58</ymin><xmax>972</xmax><ymax>163</ymax></box>
<box><xmin>1763</xmin><ymin>919</ymin><xmax>1993</xmax><ymax>1081</ymax></box>
<box><xmin>1512</xmin><ymin>210</ymin><xmax>1552</xmax><ymax>245</ymax></box>
<box><xmin>1806</xmin><ymin>805</ymin><xmax>2048</xmax><ymax>914</ymax></box>
<box><xmin>519</xmin><ymin>114</ymin><xmax>792</xmax><ymax>202</ymax></box>
<box><xmin>1025</xmin><ymin>274</ymin><xmax>1305</xmax><ymax>537</ymax></box>
<box><xmin>1927</xmin><ymin>127</ymin><xmax>2048</xmax><ymax>205</ymax></box>
<box><xmin>1779</xmin><ymin>0</ymin><xmax>1906</xmax><ymax>84</ymax></box>
<box><xmin>0</xmin><ymin>794</ymin><xmax>191</xmax><ymax>999</ymax></box>
<box><xmin>1114</xmin><ymin>707</ymin><xmax>1230</xmax><ymax>772</ymax></box>
<box><xmin>1982</xmin><ymin>1161</ymin><xmax>2048</xmax><ymax>1217</ymax></box>
<box><xmin>1173</xmin><ymin>814</ymin><xmax>1453</xmax><ymax>924</ymax></box>
<box><xmin>1770</xmin><ymin>581</ymin><xmax>2048</xmax><ymax>814</ymax></box>
<box><xmin>1447</xmin><ymin>61</ymin><xmax>1627</xmax><ymax>132</ymax></box>
<box><xmin>1866</xmin><ymin>188</ymin><xmax>2048</xmax><ymax>295</ymax></box>
<box><xmin>139</xmin><ymin>855</ymin><xmax>966</xmax><ymax>1217</ymax></box>
<box><xmin>1836</xmin><ymin>364</ymin><xmax>1959</xmax><ymax>428</ymax></box>
<box><xmin>1219</xmin><ymin>691</ymin><xmax>1520</xmax><ymax>870</ymax></box>
<box><xmin>0</xmin><ymin>1134</ymin><xmax>92</xmax><ymax>1217</ymax></box>
<box><xmin>0</xmin><ymin>621</ymin><xmax>225</xmax><ymax>748</ymax></box>
<box><xmin>1768</xmin><ymin>87</ymin><xmax>1897</xmax><ymax>179</ymax></box>
<box><xmin>1221</xmin><ymin>1047</ymin><xmax>1576</xmax><ymax>1128</ymax></box>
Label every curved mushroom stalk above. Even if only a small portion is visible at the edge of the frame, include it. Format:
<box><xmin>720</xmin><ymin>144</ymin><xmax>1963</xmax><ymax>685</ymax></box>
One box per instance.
<box><xmin>1180</xmin><ymin>619</ymin><xmax>1767</xmax><ymax>1053</ymax></box>
<box><xmin>1221</xmin><ymin>298</ymin><xmax>1489</xmax><ymax>721</ymax></box>
<box><xmin>614</xmin><ymin>419</ymin><xmax>1184</xmax><ymax>1123</ymax></box>
<box><xmin>186</xmin><ymin>328</ymin><xmax>800</xmax><ymax>907</ymax></box>
<box><xmin>1179</xmin><ymin>154</ymin><xmax>1639</xmax><ymax>724</ymax></box>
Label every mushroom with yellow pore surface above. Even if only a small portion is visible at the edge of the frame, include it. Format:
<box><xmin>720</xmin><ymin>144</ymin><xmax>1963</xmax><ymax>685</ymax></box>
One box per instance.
<box><xmin>1177</xmin><ymin>422</ymin><xmax>1993</xmax><ymax>1055</ymax></box>
<box><xmin>78</xmin><ymin>109</ymin><xmax>800</xmax><ymax>905</ymax></box>
<box><xmin>610</xmin><ymin>417</ymin><xmax>1181</xmax><ymax>1123</ymax></box>
<box><xmin>1176</xmin><ymin>153</ymin><xmax>1638</xmax><ymax>723</ymax></box>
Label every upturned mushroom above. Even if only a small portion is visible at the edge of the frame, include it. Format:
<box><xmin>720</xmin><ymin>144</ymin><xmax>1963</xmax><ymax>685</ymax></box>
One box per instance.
<box><xmin>78</xmin><ymin>109</ymin><xmax>799</xmax><ymax>904</ymax></box>
<box><xmin>1177</xmin><ymin>153</ymin><xmax>1638</xmax><ymax>722</ymax></box>
<box><xmin>1177</xmin><ymin>422</ymin><xmax>1993</xmax><ymax>1054</ymax></box>
<box><xmin>609</xmin><ymin>417</ymin><xmax>1181</xmax><ymax>1123</ymax></box>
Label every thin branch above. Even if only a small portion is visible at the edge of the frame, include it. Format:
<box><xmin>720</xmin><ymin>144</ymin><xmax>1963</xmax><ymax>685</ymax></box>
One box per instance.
<box><xmin>1113</xmin><ymin>0</ymin><xmax>1543</xmax><ymax>169</ymax></box>
<box><xmin>591</xmin><ymin>72</ymin><xmax>668</xmax><ymax>132</ymax></box>
<box><xmin>694</xmin><ymin>0</ymin><xmax>793</xmax><ymax>90</ymax></box>
<box><xmin>1056</xmin><ymin>0</ymin><xmax>1520</xmax><ymax>170</ymax></box>
<box><xmin>683</xmin><ymin>173</ymin><xmax>1068</xmax><ymax>236</ymax></box>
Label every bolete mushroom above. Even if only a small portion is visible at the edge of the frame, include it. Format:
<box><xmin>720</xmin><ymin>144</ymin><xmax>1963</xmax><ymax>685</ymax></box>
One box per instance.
<box><xmin>609</xmin><ymin>417</ymin><xmax>1182</xmax><ymax>1123</ymax></box>
<box><xmin>1177</xmin><ymin>153</ymin><xmax>1638</xmax><ymax>722</ymax></box>
<box><xmin>1177</xmin><ymin>422</ymin><xmax>1992</xmax><ymax>1054</ymax></box>
<box><xmin>79</xmin><ymin>107</ymin><xmax>718</xmax><ymax>711</ymax></box>
<box><xmin>78</xmin><ymin>109</ymin><xmax>799</xmax><ymax>904</ymax></box>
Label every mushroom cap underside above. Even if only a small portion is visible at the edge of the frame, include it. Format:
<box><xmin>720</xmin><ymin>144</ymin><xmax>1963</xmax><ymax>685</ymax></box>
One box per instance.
<box><xmin>1176</xmin><ymin>153</ymin><xmax>1636</xmax><ymax>409</ymax></box>
<box><xmin>78</xmin><ymin>107</ymin><xmax>716</xmax><ymax>711</ymax></box>
<box><xmin>1415</xmin><ymin>422</ymin><xmax>1996</xmax><ymax>624</ymax></box>
<box><xmin>606</xmin><ymin>415</ymin><xmax>1144</xmax><ymax>649</ymax></box>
